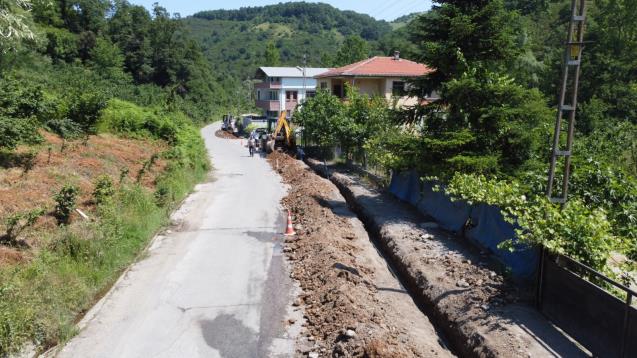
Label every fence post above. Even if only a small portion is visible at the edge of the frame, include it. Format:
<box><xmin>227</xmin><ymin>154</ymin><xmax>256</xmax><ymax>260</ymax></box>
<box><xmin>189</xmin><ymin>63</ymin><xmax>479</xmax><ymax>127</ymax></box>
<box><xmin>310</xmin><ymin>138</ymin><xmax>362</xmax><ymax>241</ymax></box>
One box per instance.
<box><xmin>535</xmin><ymin>246</ymin><xmax>546</xmax><ymax>309</ymax></box>
<box><xmin>621</xmin><ymin>293</ymin><xmax>632</xmax><ymax>358</ymax></box>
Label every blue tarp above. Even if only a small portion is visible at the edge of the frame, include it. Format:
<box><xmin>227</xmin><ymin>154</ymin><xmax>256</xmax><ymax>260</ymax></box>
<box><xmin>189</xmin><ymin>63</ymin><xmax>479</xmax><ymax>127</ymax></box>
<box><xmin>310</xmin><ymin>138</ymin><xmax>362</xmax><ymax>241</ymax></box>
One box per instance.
<box><xmin>466</xmin><ymin>204</ymin><xmax>539</xmax><ymax>278</ymax></box>
<box><xmin>388</xmin><ymin>170</ymin><xmax>538</xmax><ymax>279</ymax></box>
<box><xmin>418</xmin><ymin>181</ymin><xmax>471</xmax><ymax>233</ymax></box>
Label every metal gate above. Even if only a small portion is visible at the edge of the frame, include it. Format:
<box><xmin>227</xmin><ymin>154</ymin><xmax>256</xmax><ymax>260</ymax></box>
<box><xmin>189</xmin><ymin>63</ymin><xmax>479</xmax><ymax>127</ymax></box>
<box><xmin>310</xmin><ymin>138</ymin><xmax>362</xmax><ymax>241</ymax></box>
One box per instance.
<box><xmin>537</xmin><ymin>251</ymin><xmax>637</xmax><ymax>357</ymax></box>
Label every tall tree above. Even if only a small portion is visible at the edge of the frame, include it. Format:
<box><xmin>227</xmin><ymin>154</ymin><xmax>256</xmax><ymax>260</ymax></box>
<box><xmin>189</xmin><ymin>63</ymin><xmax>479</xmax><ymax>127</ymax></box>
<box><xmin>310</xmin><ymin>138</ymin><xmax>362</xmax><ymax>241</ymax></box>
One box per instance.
<box><xmin>334</xmin><ymin>35</ymin><xmax>369</xmax><ymax>66</ymax></box>
<box><xmin>410</xmin><ymin>0</ymin><xmax>520</xmax><ymax>94</ymax></box>
<box><xmin>410</xmin><ymin>0</ymin><xmax>551</xmax><ymax>176</ymax></box>
<box><xmin>264</xmin><ymin>41</ymin><xmax>279</xmax><ymax>66</ymax></box>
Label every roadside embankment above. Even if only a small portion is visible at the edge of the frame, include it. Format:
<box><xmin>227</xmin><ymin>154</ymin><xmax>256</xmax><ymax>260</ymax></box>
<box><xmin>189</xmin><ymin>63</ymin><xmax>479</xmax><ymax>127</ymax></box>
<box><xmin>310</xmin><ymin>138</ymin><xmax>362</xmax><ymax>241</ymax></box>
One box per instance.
<box><xmin>0</xmin><ymin>101</ymin><xmax>209</xmax><ymax>356</ymax></box>
<box><xmin>305</xmin><ymin>158</ymin><xmax>588</xmax><ymax>358</ymax></box>
<box><xmin>267</xmin><ymin>151</ymin><xmax>452</xmax><ymax>357</ymax></box>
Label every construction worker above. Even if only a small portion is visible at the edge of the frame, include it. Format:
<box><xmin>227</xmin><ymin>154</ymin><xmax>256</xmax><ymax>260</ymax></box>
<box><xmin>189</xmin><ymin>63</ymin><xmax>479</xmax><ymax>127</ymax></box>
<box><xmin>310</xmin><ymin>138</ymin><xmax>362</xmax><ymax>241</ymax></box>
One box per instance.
<box><xmin>248</xmin><ymin>136</ymin><xmax>256</xmax><ymax>157</ymax></box>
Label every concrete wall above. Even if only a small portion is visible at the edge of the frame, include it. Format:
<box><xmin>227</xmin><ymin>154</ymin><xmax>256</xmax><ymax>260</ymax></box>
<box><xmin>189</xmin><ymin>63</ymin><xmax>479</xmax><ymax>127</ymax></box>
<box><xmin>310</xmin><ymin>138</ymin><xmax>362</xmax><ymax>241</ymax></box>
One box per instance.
<box><xmin>353</xmin><ymin>78</ymin><xmax>383</xmax><ymax>97</ymax></box>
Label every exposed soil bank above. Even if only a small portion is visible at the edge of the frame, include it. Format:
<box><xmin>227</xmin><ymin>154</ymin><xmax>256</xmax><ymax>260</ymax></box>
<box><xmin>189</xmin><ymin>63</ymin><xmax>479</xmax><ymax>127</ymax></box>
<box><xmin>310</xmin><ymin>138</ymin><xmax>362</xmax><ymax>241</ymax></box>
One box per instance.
<box><xmin>305</xmin><ymin>158</ymin><xmax>588</xmax><ymax>358</ymax></box>
<box><xmin>268</xmin><ymin>152</ymin><xmax>453</xmax><ymax>357</ymax></box>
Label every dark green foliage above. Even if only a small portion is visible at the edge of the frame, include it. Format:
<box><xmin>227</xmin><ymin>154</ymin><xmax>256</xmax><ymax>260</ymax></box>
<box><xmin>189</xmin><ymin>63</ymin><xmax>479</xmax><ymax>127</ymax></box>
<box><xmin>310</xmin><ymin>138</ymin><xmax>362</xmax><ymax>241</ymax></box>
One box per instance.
<box><xmin>193</xmin><ymin>2</ymin><xmax>391</xmax><ymax>41</ymax></box>
<box><xmin>334</xmin><ymin>35</ymin><xmax>370</xmax><ymax>67</ymax></box>
<box><xmin>183</xmin><ymin>2</ymin><xmax>391</xmax><ymax>88</ymax></box>
<box><xmin>294</xmin><ymin>90</ymin><xmax>345</xmax><ymax>148</ymax></box>
<box><xmin>264</xmin><ymin>41</ymin><xmax>280</xmax><ymax>66</ymax></box>
<box><xmin>54</xmin><ymin>184</ymin><xmax>79</xmax><ymax>225</ymax></box>
<box><xmin>92</xmin><ymin>175</ymin><xmax>115</xmax><ymax>206</ymax></box>
<box><xmin>0</xmin><ymin>76</ymin><xmax>46</xmax><ymax>119</ymax></box>
<box><xmin>0</xmin><ymin>117</ymin><xmax>42</xmax><ymax>150</ymax></box>
<box><xmin>407</xmin><ymin>1</ymin><xmax>551</xmax><ymax>177</ymax></box>
<box><xmin>410</xmin><ymin>0</ymin><xmax>521</xmax><ymax>93</ymax></box>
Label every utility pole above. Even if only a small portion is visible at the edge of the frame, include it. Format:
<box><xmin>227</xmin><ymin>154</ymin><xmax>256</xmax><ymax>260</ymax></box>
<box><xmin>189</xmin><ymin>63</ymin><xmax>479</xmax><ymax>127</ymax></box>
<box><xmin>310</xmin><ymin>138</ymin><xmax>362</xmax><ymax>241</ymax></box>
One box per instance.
<box><xmin>302</xmin><ymin>53</ymin><xmax>307</xmax><ymax>104</ymax></box>
<box><xmin>546</xmin><ymin>0</ymin><xmax>587</xmax><ymax>205</ymax></box>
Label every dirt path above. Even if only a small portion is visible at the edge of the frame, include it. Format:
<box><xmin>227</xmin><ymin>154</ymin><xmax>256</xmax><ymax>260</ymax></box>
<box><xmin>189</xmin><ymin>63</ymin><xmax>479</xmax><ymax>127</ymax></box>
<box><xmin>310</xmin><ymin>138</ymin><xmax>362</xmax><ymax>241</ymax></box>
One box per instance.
<box><xmin>268</xmin><ymin>151</ymin><xmax>453</xmax><ymax>357</ymax></box>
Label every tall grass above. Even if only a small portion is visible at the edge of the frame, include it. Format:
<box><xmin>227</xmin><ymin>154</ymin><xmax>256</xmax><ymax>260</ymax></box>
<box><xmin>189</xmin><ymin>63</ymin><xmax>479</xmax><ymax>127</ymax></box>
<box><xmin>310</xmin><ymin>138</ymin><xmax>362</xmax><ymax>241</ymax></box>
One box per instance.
<box><xmin>0</xmin><ymin>100</ymin><xmax>209</xmax><ymax>355</ymax></box>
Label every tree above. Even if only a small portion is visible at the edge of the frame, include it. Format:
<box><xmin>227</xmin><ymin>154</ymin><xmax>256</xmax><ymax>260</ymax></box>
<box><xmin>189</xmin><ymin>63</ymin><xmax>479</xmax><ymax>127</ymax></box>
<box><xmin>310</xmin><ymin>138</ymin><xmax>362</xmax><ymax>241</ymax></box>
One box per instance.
<box><xmin>410</xmin><ymin>0</ymin><xmax>521</xmax><ymax>94</ymax></box>
<box><xmin>294</xmin><ymin>90</ymin><xmax>345</xmax><ymax>147</ymax></box>
<box><xmin>334</xmin><ymin>35</ymin><xmax>369</xmax><ymax>66</ymax></box>
<box><xmin>264</xmin><ymin>41</ymin><xmax>279</xmax><ymax>66</ymax></box>
<box><xmin>0</xmin><ymin>0</ymin><xmax>36</xmax><ymax>54</ymax></box>
<box><xmin>409</xmin><ymin>0</ymin><xmax>551</xmax><ymax>177</ymax></box>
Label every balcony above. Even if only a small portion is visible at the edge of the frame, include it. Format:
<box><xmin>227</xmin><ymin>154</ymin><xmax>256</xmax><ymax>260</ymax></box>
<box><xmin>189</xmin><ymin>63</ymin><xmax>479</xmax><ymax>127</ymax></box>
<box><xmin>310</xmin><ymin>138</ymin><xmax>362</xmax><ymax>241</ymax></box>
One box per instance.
<box><xmin>255</xmin><ymin>81</ymin><xmax>281</xmax><ymax>89</ymax></box>
<box><xmin>256</xmin><ymin>100</ymin><xmax>280</xmax><ymax>111</ymax></box>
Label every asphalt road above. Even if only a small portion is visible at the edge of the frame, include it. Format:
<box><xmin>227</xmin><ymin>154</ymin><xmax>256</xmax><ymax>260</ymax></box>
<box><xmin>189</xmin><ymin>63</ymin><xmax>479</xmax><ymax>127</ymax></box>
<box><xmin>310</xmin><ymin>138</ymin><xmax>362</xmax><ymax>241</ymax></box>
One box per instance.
<box><xmin>57</xmin><ymin>123</ymin><xmax>294</xmax><ymax>358</ymax></box>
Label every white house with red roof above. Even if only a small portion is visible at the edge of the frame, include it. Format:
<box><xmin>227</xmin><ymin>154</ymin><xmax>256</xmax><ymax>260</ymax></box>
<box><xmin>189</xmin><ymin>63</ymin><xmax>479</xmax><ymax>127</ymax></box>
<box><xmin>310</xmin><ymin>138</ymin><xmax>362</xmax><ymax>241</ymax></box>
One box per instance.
<box><xmin>314</xmin><ymin>52</ymin><xmax>434</xmax><ymax>107</ymax></box>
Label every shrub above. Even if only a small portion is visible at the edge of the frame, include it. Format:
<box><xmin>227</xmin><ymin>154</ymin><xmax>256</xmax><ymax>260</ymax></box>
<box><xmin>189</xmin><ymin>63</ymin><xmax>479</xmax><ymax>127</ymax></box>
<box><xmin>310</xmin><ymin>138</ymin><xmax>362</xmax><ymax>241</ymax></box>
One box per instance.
<box><xmin>0</xmin><ymin>116</ymin><xmax>42</xmax><ymax>150</ymax></box>
<box><xmin>92</xmin><ymin>175</ymin><xmax>115</xmax><ymax>206</ymax></box>
<box><xmin>67</xmin><ymin>91</ymin><xmax>107</xmax><ymax>133</ymax></box>
<box><xmin>444</xmin><ymin>173</ymin><xmax>619</xmax><ymax>272</ymax></box>
<box><xmin>53</xmin><ymin>184</ymin><xmax>79</xmax><ymax>225</ymax></box>
<box><xmin>45</xmin><ymin>118</ymin><xmax>82</xmax><ymax>139</ymax></box>
<box><xmin>1</xmin><ymin>208</ymin><xmax>45</xmax><ymax>244</ymax></box>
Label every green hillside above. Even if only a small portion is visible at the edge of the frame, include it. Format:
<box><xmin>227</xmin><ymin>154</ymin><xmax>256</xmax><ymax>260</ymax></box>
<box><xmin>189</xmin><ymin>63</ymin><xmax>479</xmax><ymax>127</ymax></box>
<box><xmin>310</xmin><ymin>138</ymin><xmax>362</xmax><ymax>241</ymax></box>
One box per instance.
<box><xmin>183</xmin><ymin>2</ymin><xmax>393</xmax><ymax>81</ymax></box>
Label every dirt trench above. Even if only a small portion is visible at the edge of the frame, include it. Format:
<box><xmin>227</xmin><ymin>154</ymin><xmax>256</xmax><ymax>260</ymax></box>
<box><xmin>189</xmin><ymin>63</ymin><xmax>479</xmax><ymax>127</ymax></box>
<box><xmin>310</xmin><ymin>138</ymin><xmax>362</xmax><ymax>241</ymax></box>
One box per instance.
<box><xmin>267</xmin><ymin>151</ymin><xmax>453</xmax><ymax>358</ymax></box>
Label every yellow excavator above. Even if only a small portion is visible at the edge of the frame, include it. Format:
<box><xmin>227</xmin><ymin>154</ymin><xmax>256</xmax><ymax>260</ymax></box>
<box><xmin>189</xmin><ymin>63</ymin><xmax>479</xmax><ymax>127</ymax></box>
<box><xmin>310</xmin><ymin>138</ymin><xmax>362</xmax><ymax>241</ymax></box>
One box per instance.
<box><xmin>266</xmin><ymin>112</ymin><xmax>296</xmax><ymax>153</ymax></box>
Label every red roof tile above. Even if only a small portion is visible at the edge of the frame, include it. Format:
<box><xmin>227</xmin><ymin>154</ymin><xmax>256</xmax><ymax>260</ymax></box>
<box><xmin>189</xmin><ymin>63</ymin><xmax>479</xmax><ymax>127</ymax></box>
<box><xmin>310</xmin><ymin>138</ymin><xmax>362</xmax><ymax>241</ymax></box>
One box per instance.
<box><xmin>315</xmin><ymin>56</ymin><xmax>432</xmax><ymax>78</ymax></box>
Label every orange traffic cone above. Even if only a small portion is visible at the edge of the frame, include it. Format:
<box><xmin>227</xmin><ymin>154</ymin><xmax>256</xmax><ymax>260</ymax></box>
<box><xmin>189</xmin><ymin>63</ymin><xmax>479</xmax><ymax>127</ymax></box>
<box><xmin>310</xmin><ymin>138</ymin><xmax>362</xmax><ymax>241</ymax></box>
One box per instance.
<box><xmin>284</xmin><ymin>209</ymin><xmax>296</xmax><ymax>236</ymax></box>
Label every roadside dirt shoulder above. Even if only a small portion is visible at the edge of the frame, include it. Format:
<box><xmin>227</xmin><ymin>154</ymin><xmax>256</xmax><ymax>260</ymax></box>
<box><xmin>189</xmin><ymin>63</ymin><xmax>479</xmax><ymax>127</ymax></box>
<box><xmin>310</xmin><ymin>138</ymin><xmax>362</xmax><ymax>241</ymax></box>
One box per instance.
<box><xmin>267</xmin><ymin>151</ymin><xmax>452</xmax><ymax>358</ymax></box>
<box><xmin>306</xmin><ymin>159</ymin><xmax>588</xmax><ymax>358</ymax></box>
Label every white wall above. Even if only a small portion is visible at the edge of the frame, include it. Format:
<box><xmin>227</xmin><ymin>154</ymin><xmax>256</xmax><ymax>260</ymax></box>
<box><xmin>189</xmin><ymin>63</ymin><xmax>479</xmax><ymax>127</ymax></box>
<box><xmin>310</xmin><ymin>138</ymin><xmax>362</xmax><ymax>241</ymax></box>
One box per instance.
<box><xmin>281</xmin><ymin>77</ymin><xmax>318</xmax><ymax>89</ymax></box>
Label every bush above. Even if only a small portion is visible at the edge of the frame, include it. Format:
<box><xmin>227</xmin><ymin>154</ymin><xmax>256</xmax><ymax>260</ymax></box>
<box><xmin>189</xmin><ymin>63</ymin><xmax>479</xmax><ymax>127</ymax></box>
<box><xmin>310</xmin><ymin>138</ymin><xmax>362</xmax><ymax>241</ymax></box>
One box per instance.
<box><xmin>0</xmin><ymin>116</ymin><xmax>42</xmax><ymax>150</ymax></box>
<box><xmin>67</xmin><ymin>91</ymin><xmax>107</xmax><ymax>133</ymax></box>
<box><xmin>53</xmin><ymin>184</ymin><xmax>79</xmax><ymax>225</ymax></box>
<box><xmin>444</xmin><ymin>173</ymin><xmax>620</xmax><ymax>272</ymax></box>
<box><xmin>45</xmin><ymin>117</ymin><xmax>82</xmax><ymax>139</ymax></box>
<box><xmin>92</xmin><ymin>175</ymin><xmax>115</xmax><ymax>206</ymax></box>
<box><xmin>0</xmin><ymin>76</ymin><xmax>46</xmax><ymax>119</ymax></box>
<box><xmin>1</xmin><ymin>208</ymin><xmax>45</xmax><ymax>244</ymax></box>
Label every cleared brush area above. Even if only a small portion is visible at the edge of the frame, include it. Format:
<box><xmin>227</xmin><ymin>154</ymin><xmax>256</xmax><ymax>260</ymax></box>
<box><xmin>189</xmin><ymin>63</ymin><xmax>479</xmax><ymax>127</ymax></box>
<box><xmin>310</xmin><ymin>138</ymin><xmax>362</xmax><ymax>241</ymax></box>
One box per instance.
<box><xmin>0</xmin><ymin>101</ymin><xmax>209</xmax><ymax>356</ymax></box>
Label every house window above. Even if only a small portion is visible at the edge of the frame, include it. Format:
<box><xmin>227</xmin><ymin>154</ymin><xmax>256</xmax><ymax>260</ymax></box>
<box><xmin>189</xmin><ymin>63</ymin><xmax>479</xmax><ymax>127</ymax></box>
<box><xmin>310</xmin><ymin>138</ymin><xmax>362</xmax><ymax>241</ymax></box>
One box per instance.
<box><xmin>269</xmin><ymin>90</ymin><xmax>279</xmax><ymax>100</ymax></box>
<box><xmin>392</xmin><ymin>81</ymin><xmax>406</xmax><ymax>96</ymax></box>
<box><xmin>269</xmin><ymin>77</ymin><xmax>280</xmax><ymax>83</ymax></box>
<box><xmin>286</xmin><ymin>91</ymin><xmax>298</xmax><ymax>101</ymax></box>
<box><xmin>257</xmin><ymin>90</ymin><xmax>261</xmax><ymax>100</ymax></box>
<box><xmin>306</xmin><ymin>91</ymin><xmax>316</xmax><ymax>98</ymax></box>
<box><xmin>320</xmin><ymin>82</ymin><xmax>327</xmax><ymax>90</ymax></box>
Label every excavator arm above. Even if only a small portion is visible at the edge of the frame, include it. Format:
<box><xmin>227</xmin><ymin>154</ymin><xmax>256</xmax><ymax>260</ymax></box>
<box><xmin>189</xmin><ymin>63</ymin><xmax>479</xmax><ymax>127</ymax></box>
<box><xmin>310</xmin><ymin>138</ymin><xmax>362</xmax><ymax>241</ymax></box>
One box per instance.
<box><xmin>272</xmin><ymin>112</ymin><xmax>294</xmax><ymax>147</ymax></box>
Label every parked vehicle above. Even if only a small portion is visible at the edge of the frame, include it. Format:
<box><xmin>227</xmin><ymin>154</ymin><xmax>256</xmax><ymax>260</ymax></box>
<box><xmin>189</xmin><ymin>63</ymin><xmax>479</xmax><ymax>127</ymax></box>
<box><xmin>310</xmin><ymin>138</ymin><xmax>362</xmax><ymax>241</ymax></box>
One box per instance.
<box><xmin>251</xmin><ymin>128</ymin><xmax>268</xmax><ymax>148</ymax></box>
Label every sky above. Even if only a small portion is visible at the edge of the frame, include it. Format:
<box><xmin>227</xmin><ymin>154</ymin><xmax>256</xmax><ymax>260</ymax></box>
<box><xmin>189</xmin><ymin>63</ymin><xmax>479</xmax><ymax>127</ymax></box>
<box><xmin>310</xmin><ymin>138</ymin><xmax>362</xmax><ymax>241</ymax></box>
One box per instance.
<box><xmin>129</xmin><ymin>0</ymin><xmax>433</xmax><ymax>22</ymax></box>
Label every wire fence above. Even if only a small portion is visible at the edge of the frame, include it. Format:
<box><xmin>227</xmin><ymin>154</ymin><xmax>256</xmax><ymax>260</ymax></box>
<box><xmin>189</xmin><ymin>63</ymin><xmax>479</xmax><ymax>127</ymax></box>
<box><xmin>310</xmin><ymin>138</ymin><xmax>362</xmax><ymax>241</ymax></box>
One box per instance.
<box><xmin>298</xmin><ymin>133</ymin><xmax>391</xmax><ymax>187</ymax></box>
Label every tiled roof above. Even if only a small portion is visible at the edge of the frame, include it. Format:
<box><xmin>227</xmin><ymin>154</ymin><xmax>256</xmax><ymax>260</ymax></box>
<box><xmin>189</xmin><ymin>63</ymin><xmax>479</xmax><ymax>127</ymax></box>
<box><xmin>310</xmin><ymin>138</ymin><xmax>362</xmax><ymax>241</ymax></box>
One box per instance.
<box><xmin>257</xmin><ymin>67</ymin><xmax>331</xmax><ymax>78</ymax></box>
<box><xmin>315</xmin><ymin>56</ymin><xmax>431</xmax><ymax>78</ymax></box>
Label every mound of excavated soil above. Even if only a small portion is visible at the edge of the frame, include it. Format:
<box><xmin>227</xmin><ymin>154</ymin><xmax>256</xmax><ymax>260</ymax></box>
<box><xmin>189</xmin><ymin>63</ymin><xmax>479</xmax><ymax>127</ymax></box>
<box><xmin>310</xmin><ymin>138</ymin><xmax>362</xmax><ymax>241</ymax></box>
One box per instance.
<box><xmin>268</xmin><ymin>151</ymin><xmax>452</xmax><ymax>358</ymax></box>
<box><xmin>214</xmin><ymin>129</ymin><xmax>240</xmax><ymax>140</ymax></box>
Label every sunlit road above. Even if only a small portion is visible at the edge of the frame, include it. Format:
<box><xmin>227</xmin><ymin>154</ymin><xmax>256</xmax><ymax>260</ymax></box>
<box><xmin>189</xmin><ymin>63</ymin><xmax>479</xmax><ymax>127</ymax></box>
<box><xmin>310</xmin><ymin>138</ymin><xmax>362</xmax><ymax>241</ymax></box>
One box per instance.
<box><xmin>57</xmin><ymin>123</ymin><xmax>293</xmax><ymax>358</ymax></box>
